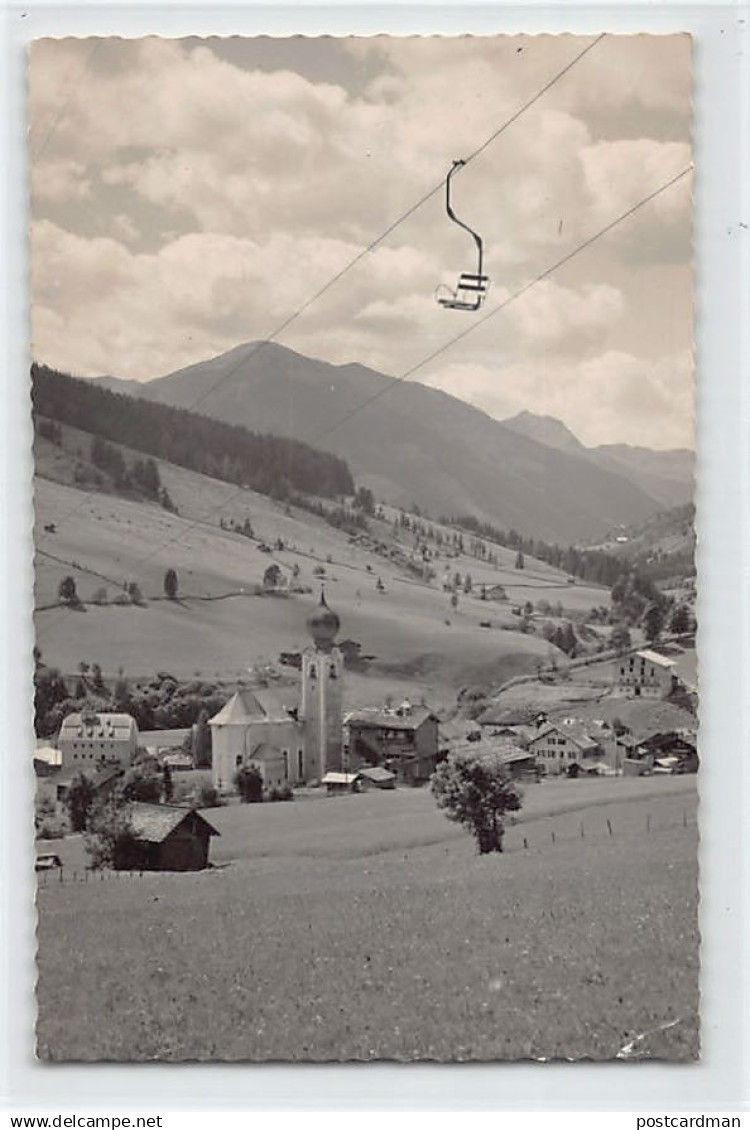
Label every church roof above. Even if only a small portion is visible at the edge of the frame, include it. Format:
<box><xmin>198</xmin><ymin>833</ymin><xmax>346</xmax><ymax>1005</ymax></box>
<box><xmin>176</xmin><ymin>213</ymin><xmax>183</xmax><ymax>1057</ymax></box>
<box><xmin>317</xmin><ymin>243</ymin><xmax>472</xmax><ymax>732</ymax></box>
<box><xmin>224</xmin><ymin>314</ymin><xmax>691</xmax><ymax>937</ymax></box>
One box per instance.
<box><xmin>209</xmin><ymin>688</ymin><xmax>299</xmax><ymax>726</ymax></box>
<box><xmin>209</xmin><ymin>691</ymin><xmax>267</xmax><ymax>725</ymax></box>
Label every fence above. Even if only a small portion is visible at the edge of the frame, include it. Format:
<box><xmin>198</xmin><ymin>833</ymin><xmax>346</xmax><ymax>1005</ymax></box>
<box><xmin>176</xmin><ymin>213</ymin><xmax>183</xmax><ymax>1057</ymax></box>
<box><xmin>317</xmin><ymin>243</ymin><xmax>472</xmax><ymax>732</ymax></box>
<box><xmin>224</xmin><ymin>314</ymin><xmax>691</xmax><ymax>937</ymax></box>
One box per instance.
<box><xmin>502</xmin><ymin>801</ymin><xmax>696</xmax><ymax>857</ymax></box>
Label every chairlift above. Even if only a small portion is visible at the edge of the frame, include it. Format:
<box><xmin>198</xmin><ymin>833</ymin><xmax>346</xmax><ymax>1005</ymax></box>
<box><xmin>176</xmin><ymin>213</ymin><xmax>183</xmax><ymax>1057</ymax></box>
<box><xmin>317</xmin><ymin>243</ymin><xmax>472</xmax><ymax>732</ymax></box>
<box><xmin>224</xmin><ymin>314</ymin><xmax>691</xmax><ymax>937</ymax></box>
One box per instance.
<box><xmin>436</xmin><ymin>160</ymin><xmax>490</xmax><ymax>312</ymax></box>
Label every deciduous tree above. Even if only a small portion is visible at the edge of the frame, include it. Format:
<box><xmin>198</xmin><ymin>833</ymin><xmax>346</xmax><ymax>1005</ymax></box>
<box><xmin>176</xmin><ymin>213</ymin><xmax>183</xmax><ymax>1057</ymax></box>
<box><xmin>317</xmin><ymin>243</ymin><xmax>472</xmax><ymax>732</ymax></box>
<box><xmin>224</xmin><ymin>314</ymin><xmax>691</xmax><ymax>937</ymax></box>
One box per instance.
<box><xmin>431</xmin><ymin>749</ymin><xmax>522</xmax><ymax>854</ymax></box>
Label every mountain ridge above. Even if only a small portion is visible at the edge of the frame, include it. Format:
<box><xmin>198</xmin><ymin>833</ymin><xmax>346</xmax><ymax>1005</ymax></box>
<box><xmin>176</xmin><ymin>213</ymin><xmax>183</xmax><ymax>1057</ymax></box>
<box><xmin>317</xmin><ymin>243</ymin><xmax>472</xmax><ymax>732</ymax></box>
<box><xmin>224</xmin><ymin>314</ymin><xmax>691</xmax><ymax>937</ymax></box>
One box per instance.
<box><xmin>88</xmin><ymin>341</ymin><xmax>689</xmax><ymax>543</ymax></box>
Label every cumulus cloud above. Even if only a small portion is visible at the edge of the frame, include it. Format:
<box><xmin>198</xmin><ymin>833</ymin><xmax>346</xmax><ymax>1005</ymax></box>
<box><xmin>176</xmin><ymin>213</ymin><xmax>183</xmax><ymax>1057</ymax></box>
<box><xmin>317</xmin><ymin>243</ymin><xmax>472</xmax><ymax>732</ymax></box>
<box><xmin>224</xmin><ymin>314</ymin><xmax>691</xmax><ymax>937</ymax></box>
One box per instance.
<box><xmin>28</xmin><ymin>34</ymin><xmax>693</xmax><ymax>449</ymax></box>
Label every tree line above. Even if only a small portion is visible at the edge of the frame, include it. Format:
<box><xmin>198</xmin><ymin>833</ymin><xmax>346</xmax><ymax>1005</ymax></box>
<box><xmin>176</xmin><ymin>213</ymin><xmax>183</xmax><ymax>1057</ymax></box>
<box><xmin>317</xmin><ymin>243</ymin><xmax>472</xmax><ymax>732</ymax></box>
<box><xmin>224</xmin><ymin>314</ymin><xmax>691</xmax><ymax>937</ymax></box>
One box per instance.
<box><xmin>32</xmin><ymin>363</ymin><xmax>355</xmax><ymax>502</ymax></box>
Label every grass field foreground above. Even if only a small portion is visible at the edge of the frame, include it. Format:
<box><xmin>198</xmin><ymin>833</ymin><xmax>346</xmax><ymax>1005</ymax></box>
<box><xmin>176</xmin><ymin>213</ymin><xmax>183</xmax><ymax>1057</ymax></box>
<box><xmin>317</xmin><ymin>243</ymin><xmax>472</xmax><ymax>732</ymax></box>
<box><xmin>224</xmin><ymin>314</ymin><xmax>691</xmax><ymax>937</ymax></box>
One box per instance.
<box><xmin>36</xmin><ymin>785</ymin><xmax>699</xmax><ymax>1062</ymax></box>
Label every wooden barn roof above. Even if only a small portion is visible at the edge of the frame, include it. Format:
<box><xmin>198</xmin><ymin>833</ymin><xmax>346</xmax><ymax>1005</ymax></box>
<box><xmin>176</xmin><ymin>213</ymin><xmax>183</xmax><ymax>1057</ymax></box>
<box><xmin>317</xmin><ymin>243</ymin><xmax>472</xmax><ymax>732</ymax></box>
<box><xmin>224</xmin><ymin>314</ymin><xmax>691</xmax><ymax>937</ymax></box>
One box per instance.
<box><xmin>129</xmin><ymin>803</ymin><xmax>220</xmax><ymax>844</ymax></box>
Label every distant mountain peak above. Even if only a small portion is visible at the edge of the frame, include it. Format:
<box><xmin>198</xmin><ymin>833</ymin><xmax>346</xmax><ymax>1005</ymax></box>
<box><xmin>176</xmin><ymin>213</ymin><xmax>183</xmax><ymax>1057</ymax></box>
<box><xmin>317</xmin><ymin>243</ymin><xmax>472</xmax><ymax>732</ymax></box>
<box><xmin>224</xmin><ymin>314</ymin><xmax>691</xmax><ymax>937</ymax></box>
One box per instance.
<box><xmin>501</xmin><ymin>410</ymin><xmax>587</xmax><ymax>456</ymax></box>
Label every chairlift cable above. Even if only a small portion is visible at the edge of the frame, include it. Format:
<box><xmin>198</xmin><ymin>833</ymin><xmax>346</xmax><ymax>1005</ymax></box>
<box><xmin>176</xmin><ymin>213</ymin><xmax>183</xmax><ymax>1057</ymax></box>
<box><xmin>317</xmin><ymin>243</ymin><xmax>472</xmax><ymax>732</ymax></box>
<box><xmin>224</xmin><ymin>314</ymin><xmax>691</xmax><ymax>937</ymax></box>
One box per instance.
<box><xmin>39</xmin><ymin>32</ymin><xmax>607</xmax><ymax>546</ymax></box>
<box><xmin>36</xmin><ymin>162</ymin><xmax>692</xmax><ymax>642</ymax></box>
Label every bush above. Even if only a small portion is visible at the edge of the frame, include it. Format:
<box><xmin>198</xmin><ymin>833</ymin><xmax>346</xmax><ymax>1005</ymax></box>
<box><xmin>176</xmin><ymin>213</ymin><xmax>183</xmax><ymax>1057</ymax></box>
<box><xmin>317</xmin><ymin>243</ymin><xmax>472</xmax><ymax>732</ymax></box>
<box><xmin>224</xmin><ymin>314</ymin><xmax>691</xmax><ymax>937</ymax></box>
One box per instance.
<box><xmin>196</xmin><ymin>782</ymin><xmax>222</xmax><ymax>809</ymax></box>
<box><xmin>58</xmin><ymin>575</ymin><xmax>79</xmax><ymax>606</ymax></box>
<box><xmin>121</xmin><ymin>769</ymin><xmax>162</xmax><ymax>804</ymax></box>
<box><xmin>267</xmin><ymin>783</ymin><xmax>294</xmax><ymax>802</ymax></box>
<box><xmin>65</xmin><ymin>773</ymin><xmax>96</xmax><ymax>832</ymax></box>
<box><xmin>85</xmin><ymin>801</ymin><xmax>142</xmax><ymax>871</ymax></box>
<box><xmin>235</xmin><ymin>765</ymin><xmax>263</xmax><ymax>803</ymax></box>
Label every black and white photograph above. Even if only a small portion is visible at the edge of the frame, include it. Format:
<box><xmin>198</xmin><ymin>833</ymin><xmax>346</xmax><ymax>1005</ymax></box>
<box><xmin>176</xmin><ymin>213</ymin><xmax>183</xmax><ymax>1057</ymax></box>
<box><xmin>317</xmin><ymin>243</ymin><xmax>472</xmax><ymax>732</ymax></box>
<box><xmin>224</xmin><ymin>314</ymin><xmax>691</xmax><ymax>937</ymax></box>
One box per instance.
<box><xmin>29</xmin><ymin>32</ymin><xmax>698</xmax><ymax>1062</ymax></box>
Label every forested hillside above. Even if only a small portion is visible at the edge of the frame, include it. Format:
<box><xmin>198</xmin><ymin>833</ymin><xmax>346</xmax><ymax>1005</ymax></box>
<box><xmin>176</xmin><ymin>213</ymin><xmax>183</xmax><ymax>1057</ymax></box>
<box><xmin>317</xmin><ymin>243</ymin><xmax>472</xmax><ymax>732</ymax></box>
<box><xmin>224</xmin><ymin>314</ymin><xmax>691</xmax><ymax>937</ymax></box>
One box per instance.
<box><xmin>32</xmin><ymin>364</ymin><xmax>355</xmax><ymax>501</ymax></box>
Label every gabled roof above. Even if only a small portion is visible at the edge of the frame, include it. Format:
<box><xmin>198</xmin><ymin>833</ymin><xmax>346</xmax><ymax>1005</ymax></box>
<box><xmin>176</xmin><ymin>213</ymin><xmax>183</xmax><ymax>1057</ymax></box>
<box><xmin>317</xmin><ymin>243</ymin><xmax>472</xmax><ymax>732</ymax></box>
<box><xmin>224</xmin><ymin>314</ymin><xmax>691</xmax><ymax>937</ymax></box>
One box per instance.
<box><xmin>346</xmin><ymin>706</ymin><xmax>435</xmax><ymax>732</ymax></box>
<box><xmin>359</xmin><ymin>765</ymin><xmax>396</xmax><ymax>782</ymax></box>
<box><xmin>529</xmin><ymin>722</ymin><xmax>600</xmax><ymax>752</ymax></box>
<box><xmin>59</xmin><ymin>713</ymin><xmax>137</xmax><ymax>740</ymax></box>
<box><xmin>321</xmin><ymin>772</ymin><xmax>360</xmax><ymax>785</ymax></box>
<box><xmin>129</xmin><ymin>803</ymin><xmax>220</xmax><ymax>843</ymax></box>
<box><xmin>209</xmin><ymin>689</ymin><xmax>299</xmax><ymax>726</ymax></box>
<box><xmin>208</xmin><ymin>690</ymin><xmax>268</xmax><ymax>725</ymax></box>
<box><xmin>636</xmin><ymin>649</ymin><xmax>677</xmax><ymax>669</ymax></box>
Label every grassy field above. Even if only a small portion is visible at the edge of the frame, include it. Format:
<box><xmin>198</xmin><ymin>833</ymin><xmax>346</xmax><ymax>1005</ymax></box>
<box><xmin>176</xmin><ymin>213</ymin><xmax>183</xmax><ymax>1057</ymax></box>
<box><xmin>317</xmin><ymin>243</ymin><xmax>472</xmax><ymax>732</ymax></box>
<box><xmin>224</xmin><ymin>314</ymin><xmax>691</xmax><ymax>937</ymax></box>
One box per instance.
<box><xmin>33</xmin><ymin>461</ymin><xmax>608</xmax><ymax>700</ymax></box>
<box><xmin>36</xmin><ymin>778</ymin><xmax>698</xmax><ymax>1062</ymax></box>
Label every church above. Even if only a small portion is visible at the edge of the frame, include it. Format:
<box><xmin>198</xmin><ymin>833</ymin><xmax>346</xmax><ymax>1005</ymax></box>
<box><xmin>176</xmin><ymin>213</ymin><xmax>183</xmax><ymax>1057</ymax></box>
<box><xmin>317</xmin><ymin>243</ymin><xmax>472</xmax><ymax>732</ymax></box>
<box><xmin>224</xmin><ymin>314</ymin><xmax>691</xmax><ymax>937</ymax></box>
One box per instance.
<box><xmin>209</xmin><ymin>592</ymin><xmax>344</xmax><ymax>792</ymax></box>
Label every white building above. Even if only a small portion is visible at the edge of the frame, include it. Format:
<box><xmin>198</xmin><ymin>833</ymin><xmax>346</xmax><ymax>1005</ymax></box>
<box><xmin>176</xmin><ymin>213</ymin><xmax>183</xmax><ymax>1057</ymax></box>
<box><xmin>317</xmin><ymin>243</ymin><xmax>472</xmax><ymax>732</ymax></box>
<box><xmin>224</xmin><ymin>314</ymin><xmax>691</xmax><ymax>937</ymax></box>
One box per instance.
<box><xmin>616</xmin><ymin>649</ymin><xmax>678</xmax><ymax>699</ymax></box>
<box><xmin>57</xmin><ymin>710</ymin><xmax>138</xmax><ymax>771</ymax></box>
<box><xmin>528</xmin><ymin>720</ymin><xmax>602</xmax><ymax>775</ymax></box>
<box><xmin>209</xmin><ymin>593</ymin><xmax>345</xmax><ymax>793</ymax></box>
<box><xmin>209</xmin><ymin>688</ymin><xmax>303</xmax><ymax>792</ymax></box>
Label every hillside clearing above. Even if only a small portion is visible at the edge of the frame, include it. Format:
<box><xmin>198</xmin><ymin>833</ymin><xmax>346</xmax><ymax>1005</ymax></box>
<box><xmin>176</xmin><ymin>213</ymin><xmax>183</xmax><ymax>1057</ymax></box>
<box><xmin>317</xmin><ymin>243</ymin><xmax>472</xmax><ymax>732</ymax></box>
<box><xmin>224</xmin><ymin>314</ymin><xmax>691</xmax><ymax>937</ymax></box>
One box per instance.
<box><xmin>34</xmin><ymin>470</ymin><xmax>606</xmax><ymax>695</ymax></box>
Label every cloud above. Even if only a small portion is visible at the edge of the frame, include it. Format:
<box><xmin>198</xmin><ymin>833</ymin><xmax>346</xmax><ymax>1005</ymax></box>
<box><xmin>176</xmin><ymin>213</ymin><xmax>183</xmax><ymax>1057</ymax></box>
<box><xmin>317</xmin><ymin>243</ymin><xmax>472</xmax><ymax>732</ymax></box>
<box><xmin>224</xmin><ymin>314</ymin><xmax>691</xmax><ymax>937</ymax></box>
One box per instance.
<box><xmin>28</xmin><ymin>34</ymin><xmax>693</xmax><ymax>448</ymax></box>
<box><xmin>422</xmin><ymin>348</ymin><xmax>693</xmax><ymax>449</ymax></box>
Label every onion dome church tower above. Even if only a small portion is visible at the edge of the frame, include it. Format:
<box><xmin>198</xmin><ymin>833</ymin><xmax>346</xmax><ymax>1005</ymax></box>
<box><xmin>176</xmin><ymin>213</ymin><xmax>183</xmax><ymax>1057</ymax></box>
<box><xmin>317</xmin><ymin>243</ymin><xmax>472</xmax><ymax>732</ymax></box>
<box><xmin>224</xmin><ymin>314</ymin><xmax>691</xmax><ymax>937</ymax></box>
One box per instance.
<box><xmin>300</xmin><ymin>591</ymin><xmax>344</xmax><ymax>779</ymax></box>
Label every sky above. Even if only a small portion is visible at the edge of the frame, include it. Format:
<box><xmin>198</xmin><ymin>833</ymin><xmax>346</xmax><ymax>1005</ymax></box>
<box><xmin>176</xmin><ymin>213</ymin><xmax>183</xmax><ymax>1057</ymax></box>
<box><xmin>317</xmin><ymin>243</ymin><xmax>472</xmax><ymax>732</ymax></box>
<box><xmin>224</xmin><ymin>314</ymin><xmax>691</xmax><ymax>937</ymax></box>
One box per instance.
<box><xmin>29</xmin><ymin>34</ymin><xmax>693</xmax><ymax>449</ymax></box>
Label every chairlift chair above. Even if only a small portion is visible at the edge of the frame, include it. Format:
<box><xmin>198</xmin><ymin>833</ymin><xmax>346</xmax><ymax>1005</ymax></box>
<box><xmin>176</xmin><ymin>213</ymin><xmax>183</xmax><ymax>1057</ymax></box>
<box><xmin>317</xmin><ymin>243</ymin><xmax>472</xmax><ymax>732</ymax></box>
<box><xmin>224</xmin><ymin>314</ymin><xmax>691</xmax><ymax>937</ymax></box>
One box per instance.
<box><xmin>436</xmin><ymin>160</ymin><xmax>490</xmax><ymax>312</ymax></box>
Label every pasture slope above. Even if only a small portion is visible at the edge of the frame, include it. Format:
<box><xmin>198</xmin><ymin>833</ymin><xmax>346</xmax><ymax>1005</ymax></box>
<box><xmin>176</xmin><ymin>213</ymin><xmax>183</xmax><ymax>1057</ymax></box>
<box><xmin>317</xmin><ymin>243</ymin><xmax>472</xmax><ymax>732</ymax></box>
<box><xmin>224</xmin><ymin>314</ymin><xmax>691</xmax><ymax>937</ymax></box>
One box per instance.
<box><xmin>34</xmin><ymin>447</ymin><xmax>609</xmax><ymax>704</ymax></box>
<box><xmin>36</xmin><ymin>778</ymin><xmax>698</xmax><ymax>1062</ymax></box>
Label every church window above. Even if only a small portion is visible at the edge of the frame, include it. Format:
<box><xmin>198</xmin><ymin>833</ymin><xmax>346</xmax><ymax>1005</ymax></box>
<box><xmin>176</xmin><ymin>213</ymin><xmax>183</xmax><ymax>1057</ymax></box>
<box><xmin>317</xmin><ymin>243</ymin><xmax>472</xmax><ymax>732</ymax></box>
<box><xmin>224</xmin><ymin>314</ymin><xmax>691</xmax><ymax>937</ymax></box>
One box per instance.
<box><xmin>298</xmin><ymin>750</ymin><xmax>304</xmax><ymax>777</ymax></box>
<box><xmin>282</xmin><ymin>750</ymin><xmax>289</xmax><ymax>779</ymax></box>
<box><xmin>329</xmin><ymin>664</ymin><xmax>337</xmax><ymax>679</ymax></box>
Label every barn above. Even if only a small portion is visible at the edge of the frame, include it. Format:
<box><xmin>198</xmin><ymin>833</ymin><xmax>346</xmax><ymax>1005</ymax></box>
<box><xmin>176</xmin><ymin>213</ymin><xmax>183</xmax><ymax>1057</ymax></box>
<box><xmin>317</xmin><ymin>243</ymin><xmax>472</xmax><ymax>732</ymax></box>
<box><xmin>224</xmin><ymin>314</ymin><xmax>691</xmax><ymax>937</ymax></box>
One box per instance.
<box><xmin>128</xmin><ymin>804</ymin><xmax>220</xmax><ymax>871</ymax></box>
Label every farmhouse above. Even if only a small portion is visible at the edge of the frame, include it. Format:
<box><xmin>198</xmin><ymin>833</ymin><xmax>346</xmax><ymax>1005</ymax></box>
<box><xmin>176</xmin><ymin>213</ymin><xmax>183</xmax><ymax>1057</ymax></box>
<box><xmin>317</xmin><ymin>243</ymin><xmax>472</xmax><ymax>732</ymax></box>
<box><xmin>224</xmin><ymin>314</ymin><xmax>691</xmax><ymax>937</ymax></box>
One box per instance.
<box><xmin>58</xmin><ymin>710</ymin><xmax>138</xmax><ymax>771</ymax></box>
<box><xmin>631</xmin><ymin>730</ymin><xmax>698</xmax><ymax>774</ymax></box>
<box><xmin>450</xmin><ymin>740</ymin><xmax>539</xmax><ymax>780</ymax></box>
<box><xmin>528</xmin><ymin>720</ymin><xmax>603</xmax><ymax>776</ymax></box>
<box><xmin>616</xmin><ymin>649</ymin><xmax>678</xmax><ymax>699</ymax></box>
<box><xmin>346</xmin><ymin>703</ymin><xmax>439</xmax><ymax>784</ymax></box>
<box><xmin>128</xmin><ymin>803</ymin><xmax>220</xmax><ymax>871</ymax></box>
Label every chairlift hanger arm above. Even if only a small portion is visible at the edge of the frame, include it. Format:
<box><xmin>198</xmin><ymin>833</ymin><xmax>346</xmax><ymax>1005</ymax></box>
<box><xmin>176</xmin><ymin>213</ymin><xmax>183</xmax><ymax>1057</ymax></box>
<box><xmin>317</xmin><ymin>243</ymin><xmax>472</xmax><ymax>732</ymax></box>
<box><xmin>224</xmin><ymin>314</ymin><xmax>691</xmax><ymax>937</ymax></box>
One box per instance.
<box><xmin>445</xmin><ymin>159</ymin><xmax>484</xmax><ymax>277</ymax></box>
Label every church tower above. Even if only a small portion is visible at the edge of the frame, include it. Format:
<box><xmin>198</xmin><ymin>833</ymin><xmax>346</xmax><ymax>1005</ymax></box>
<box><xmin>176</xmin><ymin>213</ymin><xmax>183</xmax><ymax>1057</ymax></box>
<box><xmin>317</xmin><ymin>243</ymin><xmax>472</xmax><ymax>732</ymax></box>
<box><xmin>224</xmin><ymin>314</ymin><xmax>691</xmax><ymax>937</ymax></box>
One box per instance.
<box><xmin>300</xmin><ymin>591</ymin><xmax>344</xmax><ymax>779</ymax></box>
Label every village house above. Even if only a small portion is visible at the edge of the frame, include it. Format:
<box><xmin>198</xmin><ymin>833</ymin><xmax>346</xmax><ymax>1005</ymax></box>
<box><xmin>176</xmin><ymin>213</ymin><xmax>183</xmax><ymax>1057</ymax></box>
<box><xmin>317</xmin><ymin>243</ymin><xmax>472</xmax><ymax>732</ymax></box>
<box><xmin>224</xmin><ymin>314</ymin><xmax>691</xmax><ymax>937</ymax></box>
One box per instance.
<box><xmin>127</xmin><ymin>803</ymin><xmax>220</xmax><ymax>871</ymax></box>
<box><xmin>633</xmin><ymin>730</ymin><xmax>698</xmax><ymax>774</ymax></box>
<box><xmin>57</xmin><ymin>710</ymin><xmax>138</xmax><ymax>771</ymax></box>
<box><xmin>616</xmin><ymin>649</ymin><xmax>679</xmax><ymax>699</ymax></box>
<box><xmin>345</xmin><ymin>702</ymin><xmax>439</xmax><ymax>784</ymax></box>
<box><xmin>450</xmin><ymin>739</ymin><xmax>539</xmax><ymax>781</ymax></box>
<box><xmin>528</xmin><ymin>719</ymin><xmax>603</xmax><ymax>776</ymax></box>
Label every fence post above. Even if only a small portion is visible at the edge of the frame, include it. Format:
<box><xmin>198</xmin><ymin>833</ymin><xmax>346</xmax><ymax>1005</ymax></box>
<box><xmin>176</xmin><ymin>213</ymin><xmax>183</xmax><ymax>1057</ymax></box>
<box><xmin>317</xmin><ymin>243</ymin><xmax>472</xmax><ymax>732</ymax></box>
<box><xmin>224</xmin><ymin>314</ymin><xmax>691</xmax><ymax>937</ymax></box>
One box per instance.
<box><xmin>606</xmin><ymin>818</ymin><xmax>613</xmax><ymax>837</ymax></box>
<box><xmin>580</xmin><ymin>821</ymin><xmax>585</xmax><ymax>840</ymax></box>
<box><xmin>551</xmin><ymin>831</ymin><xmax>556</xmax><ymax>846</ymax></box>
<box><xmin>523</xmin><ymin>837</ymin><xmax>528</xmax><ymax>850</ymax></box>
<box><xmin>683</xmin><ymin>808</ymin><xmax>687</xmax><ymax>828</ymax></box>
<box><xmin>646</xmin><ymin>813</ymin><xmax>651</xmax><ymax>835</ymax></box>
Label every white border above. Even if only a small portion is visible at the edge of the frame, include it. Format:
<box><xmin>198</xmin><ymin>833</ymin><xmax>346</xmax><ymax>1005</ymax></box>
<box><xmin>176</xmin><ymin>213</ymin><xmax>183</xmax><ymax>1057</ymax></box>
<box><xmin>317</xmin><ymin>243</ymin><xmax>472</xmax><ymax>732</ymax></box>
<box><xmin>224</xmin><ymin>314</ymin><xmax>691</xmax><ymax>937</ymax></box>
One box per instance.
<box><xmin>2</xmin><ymin>1</ymin><xmax>749</xmax><ymax>1112</ymax></box>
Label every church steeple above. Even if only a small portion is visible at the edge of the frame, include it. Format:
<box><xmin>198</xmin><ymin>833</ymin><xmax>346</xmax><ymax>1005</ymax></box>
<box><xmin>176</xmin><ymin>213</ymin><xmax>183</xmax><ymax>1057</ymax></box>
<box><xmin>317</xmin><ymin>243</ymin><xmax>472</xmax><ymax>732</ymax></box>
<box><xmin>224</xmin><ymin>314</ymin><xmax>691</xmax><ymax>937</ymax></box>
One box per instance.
<box><xmin>301</xmin><ymin>589</ymin><xmax>344</xmax><ymax>778</ymax></box>
<box><xmin>306</xmin><ymin>589</ymin><xmax>340</xmax><ymax>653</ymax></box>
